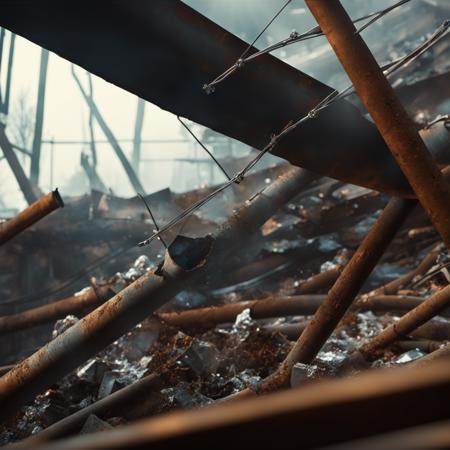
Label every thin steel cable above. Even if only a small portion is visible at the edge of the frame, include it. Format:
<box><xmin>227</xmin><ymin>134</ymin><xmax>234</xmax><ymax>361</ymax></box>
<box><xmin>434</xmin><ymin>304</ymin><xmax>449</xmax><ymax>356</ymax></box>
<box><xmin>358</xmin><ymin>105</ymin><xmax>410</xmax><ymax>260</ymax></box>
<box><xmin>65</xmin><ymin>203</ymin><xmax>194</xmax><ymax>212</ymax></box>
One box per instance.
<box><xmin>138</xmin><ymin>23</ymin><xmax>447</xmax><ymax>248</ymax></box>
<box><xmin>137</xmin><ymin>193</ymin><xmax>168</xmax><ymax>249</ymax></box>
<box><xmin>240</xmin><ymin>0</ymin><xmax>293</xmax><ymax>61</ymax></box>
<box><xmin>177</xmin><ymin>116</ymin><xmax>233</xmax><ymax>181</ymax></box>
<box><xmin>203</xmin><ymin>0</ymin><xmax>413</xmax><ymax>93</ymax></box>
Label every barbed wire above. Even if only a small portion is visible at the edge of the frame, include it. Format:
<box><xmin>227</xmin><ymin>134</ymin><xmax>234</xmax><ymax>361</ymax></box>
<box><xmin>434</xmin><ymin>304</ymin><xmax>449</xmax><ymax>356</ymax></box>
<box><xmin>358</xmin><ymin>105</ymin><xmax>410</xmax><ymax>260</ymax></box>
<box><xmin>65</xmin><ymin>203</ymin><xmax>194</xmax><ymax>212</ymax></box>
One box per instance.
<box><xmin>203</xmin><ymin>0</ymin><xmax>412</xmax><ymax>94</ymax></box>
<box><xmin>138</xmin><ymin>21</ymin><xmax>447</xmax><ymax>248</ymax></box>
<box><xmin>137</xmin><ymin>13</ymin><xmax>448</xmax><ymax>248</ymax></box>
<box><xmin>177</xmin><ymin>116</ymin><xmax>233</xmax><ymax>181</ymax></box>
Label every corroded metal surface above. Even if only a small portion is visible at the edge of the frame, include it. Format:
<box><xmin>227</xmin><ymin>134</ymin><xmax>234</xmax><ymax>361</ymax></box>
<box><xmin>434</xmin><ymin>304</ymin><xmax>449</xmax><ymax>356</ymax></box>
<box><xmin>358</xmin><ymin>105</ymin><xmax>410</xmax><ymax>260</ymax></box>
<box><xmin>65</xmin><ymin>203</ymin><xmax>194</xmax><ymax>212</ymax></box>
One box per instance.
<box><xmin>0</xmin><ymin>166</ymin><xmax>313</xmax><ymax>422</ymax></box>
<box><xmin>305</xmin><ymin>0</ymin><xmax>450</xmax><ymax>247</ymax></box>
<box><xmin>0</xmin><ymin>189</ymin><xmax>63</xmax><ymax>245</ymax></box>
<box><xmin>17</xmin><ymin>360</ymin><xmax>450</xmax><ymax>450</ymax></box>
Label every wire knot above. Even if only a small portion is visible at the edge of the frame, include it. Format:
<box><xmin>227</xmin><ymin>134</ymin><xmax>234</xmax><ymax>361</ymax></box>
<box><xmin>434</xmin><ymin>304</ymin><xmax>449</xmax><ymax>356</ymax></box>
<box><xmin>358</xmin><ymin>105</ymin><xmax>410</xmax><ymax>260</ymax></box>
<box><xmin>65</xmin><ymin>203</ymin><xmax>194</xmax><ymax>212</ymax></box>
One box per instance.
<box><xmin>202</xmin><ymin>83</ymin><xmax>215</xmax><ymax>95</ymax></box>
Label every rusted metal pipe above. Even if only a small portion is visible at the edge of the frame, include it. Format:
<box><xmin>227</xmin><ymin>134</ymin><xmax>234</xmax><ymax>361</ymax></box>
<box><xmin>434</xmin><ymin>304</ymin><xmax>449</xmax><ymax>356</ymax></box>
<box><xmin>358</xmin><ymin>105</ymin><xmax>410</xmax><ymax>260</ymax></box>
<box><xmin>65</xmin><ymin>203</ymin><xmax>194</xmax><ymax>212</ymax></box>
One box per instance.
<box><xmin>23</xmin><ymin>372</ymin><xmax>162</xmax><ymax>444</ymax></box>
<box><xmin>0</xmin><ymin>166</ymin><xmax>315</xmax><ymax>422</ymax></box>
<box><xmin>412</xmin><ymin>320</ymin><xmax>450</xmax><ymax>341</ymax></box>
<box><xmin>0</xmin><ymin>285</ymin><xmax>112</xmax><ymax>335</ymax></box>
<box><xmin>373</xmin><ymin>244</ymin><xmax>441</xmax><ymax>295</ymax></box>
<box><xmin>269</xmin><ymin>197</ymin><xmax>416</xmax><ymax>384</ymax></box>
<box><xmin>217</xmin><ymin>196</ymin><xmax>417</xmax><ymax>399</ymax></box>
<box><xmin>158</xmin><ymin>295</ymin><xmax>325</xmax><ymax>330</ymax></box>
<box><xmin>0</xmin><ymin>189</ymin><xmax>63</xmax><ymax>245</ymax></box>
<box><xmin>158</xmin><ymin>294</ymin><xmax>437</xmax><ymax>332</ymax></box>
<box><xmin>295</xmin><ymin>267</ymin><xmax>341</xmax><ymax>295</ymax></box>
<box><xmin>18</xmin><ymin>360</ymin><xmax>450</xmax><ymax>450</ymax></box>
<box><xmin>305</xmin><ymin>0</ymin><xmax>450</xmax><ymax>248</ymax></box>
<box><xmin>359</xmin><ymin>284</ymin><xmax>450</xmax><ymax>360</ymax></box>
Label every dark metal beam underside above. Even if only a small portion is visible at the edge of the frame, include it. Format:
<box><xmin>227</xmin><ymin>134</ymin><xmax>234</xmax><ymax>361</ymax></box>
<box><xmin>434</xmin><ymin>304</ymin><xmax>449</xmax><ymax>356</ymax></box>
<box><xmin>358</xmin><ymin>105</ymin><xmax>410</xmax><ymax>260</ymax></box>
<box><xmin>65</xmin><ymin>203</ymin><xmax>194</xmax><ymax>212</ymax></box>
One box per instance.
<box><xmin>0</xmin><ymin>0</ymin><xmax>447</xmax><ymax>197</ymax></box>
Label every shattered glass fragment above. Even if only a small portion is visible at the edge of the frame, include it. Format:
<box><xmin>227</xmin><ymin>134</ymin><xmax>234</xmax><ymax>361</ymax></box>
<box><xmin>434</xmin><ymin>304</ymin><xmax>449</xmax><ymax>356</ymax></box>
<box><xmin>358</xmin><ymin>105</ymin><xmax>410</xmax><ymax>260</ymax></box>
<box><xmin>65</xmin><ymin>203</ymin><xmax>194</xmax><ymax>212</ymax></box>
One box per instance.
<box><xmin>52</xmin><ymin>315</ymin><xmax>79</xmax><ymax>339</ymax></box>
<box><xmin>394</xmin><ymin>349</ymin><xmax>427</xmax><ymax>364</ymax></box>
<box><xmin>180</xmin><ymin>339</ymin><xmax>220</xmax><ymax>376</ymax></box>
<box><xmin>290</xmin><ymin>362</ymin><xmax>322</xmax><ymax>387</ymax></box>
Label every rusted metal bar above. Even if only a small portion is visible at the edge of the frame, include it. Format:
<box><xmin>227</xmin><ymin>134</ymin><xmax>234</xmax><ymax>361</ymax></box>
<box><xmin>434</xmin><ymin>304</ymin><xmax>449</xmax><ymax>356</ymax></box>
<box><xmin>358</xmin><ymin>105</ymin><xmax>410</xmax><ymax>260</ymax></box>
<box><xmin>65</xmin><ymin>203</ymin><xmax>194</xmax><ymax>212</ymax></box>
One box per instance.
<box><xmin>262</xmin><ymin>321</ymin><xmax>309</xmax><ymax>341</ymax></box>
<box><xmin>0</xmin><ymin>289</ymin><xmax>433</xmax><ymax>337</ymax></box>
<box><xmin>318</xmin><ymin>420</ymin><xmax>450</xmax><ymax>450</ymax></box>
<box><xmin>412</xmin><ymin>320</ymin><xmax>450</xmax><ymax>341</ymax></box>
<box><xmin>0</xmin><ymin>124</ymin><xmax>38</xmax><ymax>205</ymax></box>
<box><xmin>23</xmin><ymin>372</ymin><xmax>162</xmax><ymax>444</ymax></box>
<box><xmin>0</xmin><ymin>285</ymin><xmax>111</xmax><ymax>335</ymax></box>
<box><xmin>305</xmin><ymin>0</ymin><xmax>450</xmax><ymax>248</ymax></box>
<box><xmin>254</xmin><ymin>197</ymin><xmax>417</xmax><ymax>390</ymax></box>
<box><xmin>2</xmin><ymin>1</ymin><xmax>450</xmax><ymax>196</ymax></box>
<box><xmin>0</xmin><ymin>166</ymin><xmax>315</xmax><ymax>422</ymax></box>
<box><xmin>30</xmin><ymin>48</ymin><xmax>49</xmax><ymax>186</ymax></box>
<box><xmin>354</xmin><ymin>295</ymin><xmax>450</xmax><ymax>317</ymax></box>
<box><xmin>359</xmin><ymin>284</ymin><xmax>450</xmax><ymax>360</ymax></box>
<box><xmin>158</xmin><ymin>294</ymin><xmax>437</xmax><ymax>332</ymax></box>
<box><xmin>0</xmin><ymin>189</ymin><xmax>63</xmax><ymax>245</ymax></box>
<box><xmin>20</xmin><ymin>360</ymin><xmax>450</xmax><ymax>450</ymax></box>
<box><xmin>295</xmin><ymin>267</ymin><xmax>341</xmax><ymax>295</ymax></box>
<box><xmin>158</xmin><ymin>296</ymin><xmax>326</xmax><ymax>330</ymax></box>
<box><xmin>373</xmin><ymin>244</ymin><xmax>441</xmax><ymax>295</ymax></box>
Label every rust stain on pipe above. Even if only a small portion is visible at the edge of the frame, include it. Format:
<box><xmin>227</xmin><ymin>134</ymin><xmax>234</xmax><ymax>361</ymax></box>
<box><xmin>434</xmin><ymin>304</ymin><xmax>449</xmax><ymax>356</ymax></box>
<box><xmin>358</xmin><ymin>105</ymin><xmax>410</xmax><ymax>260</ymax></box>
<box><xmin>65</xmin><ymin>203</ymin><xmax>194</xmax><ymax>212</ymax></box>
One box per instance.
<box><xmin>0</xmin><ymin>189</ymin><xmax>63</xmax><ymax>246</ymax></box>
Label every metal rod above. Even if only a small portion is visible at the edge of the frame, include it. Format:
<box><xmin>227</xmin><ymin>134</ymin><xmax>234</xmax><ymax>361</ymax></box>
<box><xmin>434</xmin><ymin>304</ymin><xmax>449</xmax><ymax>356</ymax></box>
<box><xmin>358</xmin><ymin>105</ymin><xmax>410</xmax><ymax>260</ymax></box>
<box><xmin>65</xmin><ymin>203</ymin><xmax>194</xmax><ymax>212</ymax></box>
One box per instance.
<box><xmin>295</xmin><ymin>267</ymin><xmax>341</xmax><ymax>294</ymax></box>
<box><xmin>304</xmin><ymin>0</ymin><xmax>450</xmax><ymax>248</ymax></box>
<box><xmin>0</xmin><ymin>166</ymin><xmax>315</xmax><ymax>421</ymax></box>
<box><xmin>30</xmin><ymin>48</ymin><xmax>49</xmax><ymax>186</ymax></box>
<box><xmin>373</xmin><ymin>244</ymin><xmax>441</xmax><ymax>295</ymax></box>
<box><xmin>231</xmin><ymin>196</ymin><xmax>418</xmax><ymax>395</ymax></box>
<box><xmin>18</xmin><ymin>360</ymin><xmax>450</xmax><ymax>450</ymax></box>
<box><xmin>23</xmin><ymin>372</ymin><xmax>162</xmax><ymax>444</ymax></box>
<box><xmin>360</xmin><ymin>284</ymin><xmax>450</xmax><ymax>360</ymax></box>
<box><xmin>0</xmin><ymin>285</ymin><xmax>111</xmax><ymax>335</ymax></box>
<box><xmin>0</xmin><ymin>124</ymin><xmax>38</xmax><ymax>205</ymax></box>
<box><xmin>157</xmin><ymin>294</ymin><xmax>432</xmax><ymax>332</ymax></box>
<box><xmin>0</xmin><ymin>188</ymin><xmax>63</xmax><ymax>245</ymax></box>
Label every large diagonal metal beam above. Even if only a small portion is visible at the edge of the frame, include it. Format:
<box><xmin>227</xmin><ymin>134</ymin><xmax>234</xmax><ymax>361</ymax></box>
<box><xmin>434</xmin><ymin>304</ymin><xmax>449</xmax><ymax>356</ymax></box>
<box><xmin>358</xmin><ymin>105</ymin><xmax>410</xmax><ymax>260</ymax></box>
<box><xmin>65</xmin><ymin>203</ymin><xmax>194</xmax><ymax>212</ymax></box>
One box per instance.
<box><xmin>1</xmin><ymin>0</ymin><xmax>449</xmax><ymax>197</ymax></box>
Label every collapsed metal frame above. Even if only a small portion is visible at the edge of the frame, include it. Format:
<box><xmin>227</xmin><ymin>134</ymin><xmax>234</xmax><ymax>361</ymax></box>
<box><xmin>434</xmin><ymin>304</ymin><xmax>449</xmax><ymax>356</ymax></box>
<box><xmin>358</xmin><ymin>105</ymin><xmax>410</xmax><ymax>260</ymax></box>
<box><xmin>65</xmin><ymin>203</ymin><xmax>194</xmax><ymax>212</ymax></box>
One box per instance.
<box><xmin>0</xmin><ymin>0</ymin><xmax>450</xmax><ymax>446</ymax></box>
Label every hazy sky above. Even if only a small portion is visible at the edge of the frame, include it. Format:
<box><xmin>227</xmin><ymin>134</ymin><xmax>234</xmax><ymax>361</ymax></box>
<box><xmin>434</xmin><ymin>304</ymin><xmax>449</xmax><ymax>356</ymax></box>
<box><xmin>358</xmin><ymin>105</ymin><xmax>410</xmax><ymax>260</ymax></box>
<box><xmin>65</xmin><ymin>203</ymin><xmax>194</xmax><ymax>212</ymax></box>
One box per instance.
<box><xmin>0</xmin><ymin>0</ymin><xmax>428</xmax><ymax>211</ymax></box>
<box><xmin>0</xmin><ymin>0</ymin><xmax>334</xmax><ymax>210</ymax></box>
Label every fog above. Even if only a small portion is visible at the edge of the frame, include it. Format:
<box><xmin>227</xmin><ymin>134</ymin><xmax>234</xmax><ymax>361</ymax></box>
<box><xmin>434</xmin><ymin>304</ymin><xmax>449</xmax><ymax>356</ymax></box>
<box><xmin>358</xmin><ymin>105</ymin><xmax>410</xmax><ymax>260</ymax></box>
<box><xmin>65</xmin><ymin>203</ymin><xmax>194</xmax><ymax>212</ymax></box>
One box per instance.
<box><xmin>0</xmin><ymin>0</ymin><xmax>441</xmax><ymax>212</ymax></box>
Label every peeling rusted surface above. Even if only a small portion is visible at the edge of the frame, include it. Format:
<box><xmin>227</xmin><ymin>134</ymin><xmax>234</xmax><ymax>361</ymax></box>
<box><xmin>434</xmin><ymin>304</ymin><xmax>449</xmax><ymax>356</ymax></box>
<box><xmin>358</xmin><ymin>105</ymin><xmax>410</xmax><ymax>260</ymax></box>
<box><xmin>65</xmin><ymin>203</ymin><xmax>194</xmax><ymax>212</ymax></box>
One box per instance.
<box><xmin>0</xmin><ymin>166</ymin><xmax>312</xmax><ymax>421</ymax></box>
<box><xmin>360</xmin><ymin>284</ymin><xmax>450</xmax><ymax>359</ymax></box>
<box><xmin>0</xmin><ymin>285</ymin><xmax>111</xmax><ymax>335</ymax></box>
<box><xmin>305</xmin><ymin>0</ymin><xmax>450</xmax><ymax>247</ymax></box>
<box><xmin>0</xmin><ymin>189</ymin><xmax>63</xmax><ymax>246</ymax></box>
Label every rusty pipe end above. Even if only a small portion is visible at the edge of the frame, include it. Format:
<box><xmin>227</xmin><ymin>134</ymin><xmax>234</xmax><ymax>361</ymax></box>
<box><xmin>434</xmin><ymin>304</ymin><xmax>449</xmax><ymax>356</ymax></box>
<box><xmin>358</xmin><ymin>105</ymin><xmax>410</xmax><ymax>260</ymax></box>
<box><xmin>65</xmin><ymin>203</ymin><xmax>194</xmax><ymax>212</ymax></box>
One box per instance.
<box><xmin>52</xmin><ymin>188</ymin><xmax>64</xmax><ymax>208</ymax></box>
